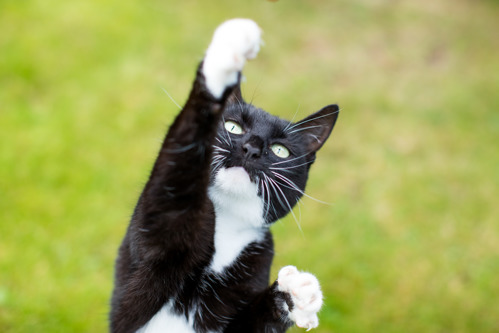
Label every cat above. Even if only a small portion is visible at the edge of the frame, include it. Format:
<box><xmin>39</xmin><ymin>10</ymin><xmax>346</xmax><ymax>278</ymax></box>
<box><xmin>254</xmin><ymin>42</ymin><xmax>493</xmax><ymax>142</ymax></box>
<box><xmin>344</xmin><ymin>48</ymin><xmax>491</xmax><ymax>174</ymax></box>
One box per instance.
<box><xmin>110</xmin><ymin>19</ymin><xmax>339</xmax><ymax>333</ymax></box>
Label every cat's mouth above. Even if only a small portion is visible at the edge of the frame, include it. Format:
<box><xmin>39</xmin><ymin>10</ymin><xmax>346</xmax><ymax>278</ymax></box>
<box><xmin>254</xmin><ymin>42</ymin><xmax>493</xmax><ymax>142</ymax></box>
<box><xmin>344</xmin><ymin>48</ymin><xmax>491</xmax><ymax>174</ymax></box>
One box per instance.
<box><xmin>234</xmin><ymin>163</ymin><xmax>261</xmax><ymax>184</ymax></box>
<box><xmin>217</xmin><ymin>157</ymin><xmax>261</xmax><ymax>184</ymax></box>
<box><xmin>212</xmin><ymin>166</ymin><xmax>260</xmax><ymax>197</ymax></box>
<box><xmin>222</xmin><ymin>165</ymin><xmax>259</xmax><ymax>184</ymax></box>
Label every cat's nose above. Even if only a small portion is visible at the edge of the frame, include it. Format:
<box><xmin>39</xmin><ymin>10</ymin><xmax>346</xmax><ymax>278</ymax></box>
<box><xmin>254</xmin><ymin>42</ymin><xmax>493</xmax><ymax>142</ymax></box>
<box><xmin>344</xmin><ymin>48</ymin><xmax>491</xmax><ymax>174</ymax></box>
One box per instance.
<box><xmin>243</xmin><ymin>142</ymin><xmax>262</xmax><ymax>159</ymax></box>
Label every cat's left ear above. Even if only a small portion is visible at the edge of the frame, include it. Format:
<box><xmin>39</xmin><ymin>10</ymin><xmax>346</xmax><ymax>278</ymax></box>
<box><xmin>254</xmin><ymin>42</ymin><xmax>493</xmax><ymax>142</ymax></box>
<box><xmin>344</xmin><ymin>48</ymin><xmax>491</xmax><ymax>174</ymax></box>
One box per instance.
<box><xmin>294</xmin><ymin>104</ymin><xmax>339</xmax><ymax>155</ymax></box>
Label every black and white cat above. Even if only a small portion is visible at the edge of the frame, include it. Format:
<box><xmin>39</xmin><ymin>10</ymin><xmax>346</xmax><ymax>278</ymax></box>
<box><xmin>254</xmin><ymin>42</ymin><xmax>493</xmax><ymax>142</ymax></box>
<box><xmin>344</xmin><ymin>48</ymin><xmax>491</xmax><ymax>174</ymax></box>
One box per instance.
<box><xmin>110</xmin><ymin>19</ymin><xmax>339</xmax><ymax>333</ymax></box>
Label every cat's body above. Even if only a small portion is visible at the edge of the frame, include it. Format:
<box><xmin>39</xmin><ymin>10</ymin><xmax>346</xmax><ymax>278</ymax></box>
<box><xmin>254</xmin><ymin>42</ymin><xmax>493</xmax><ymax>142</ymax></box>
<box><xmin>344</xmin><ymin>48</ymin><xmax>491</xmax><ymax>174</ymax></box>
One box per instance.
<box><xmin>110</xmin><ymin>19</ymin><xmax>339</xmax><ymax>333</ymax></box>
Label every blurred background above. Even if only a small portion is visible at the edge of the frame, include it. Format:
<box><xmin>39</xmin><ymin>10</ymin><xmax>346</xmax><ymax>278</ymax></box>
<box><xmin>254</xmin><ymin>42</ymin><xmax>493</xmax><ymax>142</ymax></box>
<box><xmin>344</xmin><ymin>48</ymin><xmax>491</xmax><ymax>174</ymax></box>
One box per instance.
<box><xmin>1</xmin><ymin>0</ymin><xmax>498</xmax><ymax>332</ymax></box>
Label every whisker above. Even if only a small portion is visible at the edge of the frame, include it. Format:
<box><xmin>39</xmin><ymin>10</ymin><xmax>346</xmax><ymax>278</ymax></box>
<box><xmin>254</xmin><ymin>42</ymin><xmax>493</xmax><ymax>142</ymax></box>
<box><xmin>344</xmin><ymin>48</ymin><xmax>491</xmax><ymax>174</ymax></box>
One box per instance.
<box><xmin>285</xmin><ymin>110</ymin><xmax>339</xmax><ymax>132</ymax></box>
<box><xmin>213</xmin><ymin>145</ymin><xmax>230</xmax><ymax>153</ymax></box>
<box><xmin>260</xmin><ymin>177</ymin><xmax>270</xmax><ymax>220</ymax></box>
<box><xmin>264</xmin><ymin>173</ymin><xmax>303</xmax><ymax>234</ymax></box>
<box><xmin>235</xmin><ymin>94</ymin><xmax>245</xmax><ymax>115</ymax></box>
<box><xmin>283</xmin><ymin>104</ymin><xmax>301</xmax><ymax>133</ymax></box>
<box><xmin>215</xmin><ymin>137</ymin><xmax>227</xmax><ymax>146</ymax></box>
<box><xmin>211</xmin><ymin>155</ymin><xmax>225</xmax><ymax>162</ymax></box>
<box><xmin>249</xmin><ymin>77</ymin><xmax>263</xmax><ymax>105</ymax></box>
<box><xmin>160</xmin><ymin>86</ymin><xmax>182</xmax><ymax>109</ymax></box>
<box><xmin>210</xmin><ymin>152</ymin><xmax>227</xmax><ymax>174</ymax></box>
<box><xmin>272</xmin><ymin>152</ymin><xmax>310</xmax><ymax>166</ymax></box>
<box><xmin>261</xmin><ymin>174</ymin><xmax>279</xmax><ymax>221</ymax></box>
<box><xmin>271</xmin><ymin>171</ymin><xmax>331</xmax><ymax>205</ymax></box>
<box><xmin>216</xmin><ymin>133</ymin><xmax>230</xmax><ymax>146</ymax></box>
<box><xmin>269</xmin><ymin>160</ymin><xmax>314</xmax><ymax>171</ymax></box>
<box><xmin>295</xmin><ymin>197</ymin><xmax>303</xmax><ymax>225</ymax></box>
<box><xmin>211</xmin><ymin>158</ymin><xmax>225</xmax><ymax>165</ymax></box>
<box><xmin>287</xmin><ymin>124</ymin><xmax>324</xmax><ymax>134</ymax></box>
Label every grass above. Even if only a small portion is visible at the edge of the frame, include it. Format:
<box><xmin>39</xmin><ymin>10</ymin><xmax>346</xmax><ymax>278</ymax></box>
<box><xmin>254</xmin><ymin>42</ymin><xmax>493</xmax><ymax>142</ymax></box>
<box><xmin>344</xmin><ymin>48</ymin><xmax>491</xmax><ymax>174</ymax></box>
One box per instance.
<box><xmin>1</xmin><ymin>0</ymin><xmax>498</xmax><ymax>332</ymax></box>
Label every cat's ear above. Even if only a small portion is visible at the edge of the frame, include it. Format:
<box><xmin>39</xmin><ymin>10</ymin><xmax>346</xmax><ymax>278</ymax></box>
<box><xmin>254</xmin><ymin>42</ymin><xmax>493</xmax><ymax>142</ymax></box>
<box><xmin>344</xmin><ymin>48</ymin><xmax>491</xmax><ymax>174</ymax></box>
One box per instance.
<box><xmin>294</xmin><ymin>104</ymin><xmax>339</xmax><ymax>155</ymax></box>
<box><xmin>225</xmin><ymin>81</ymin><xmax>244</xmax><ymax>105</ymax></box>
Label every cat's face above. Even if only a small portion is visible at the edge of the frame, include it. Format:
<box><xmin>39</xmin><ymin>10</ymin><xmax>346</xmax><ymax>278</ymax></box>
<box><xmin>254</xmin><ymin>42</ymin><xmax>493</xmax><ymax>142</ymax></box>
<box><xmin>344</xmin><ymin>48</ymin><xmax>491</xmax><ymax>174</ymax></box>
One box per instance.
<box><xmin>211</xmin><ymin>96</ymin><xmax>338</xmax><ymax>224</ymax></box>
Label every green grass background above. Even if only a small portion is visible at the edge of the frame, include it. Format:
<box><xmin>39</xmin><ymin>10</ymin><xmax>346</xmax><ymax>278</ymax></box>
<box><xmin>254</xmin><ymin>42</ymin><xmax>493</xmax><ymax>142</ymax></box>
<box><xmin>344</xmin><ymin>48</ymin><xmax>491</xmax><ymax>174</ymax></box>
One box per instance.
<box><xmin>1</xmin><ymin>0</ymin><xmax>498</xmax><ymax>332</ymax></box>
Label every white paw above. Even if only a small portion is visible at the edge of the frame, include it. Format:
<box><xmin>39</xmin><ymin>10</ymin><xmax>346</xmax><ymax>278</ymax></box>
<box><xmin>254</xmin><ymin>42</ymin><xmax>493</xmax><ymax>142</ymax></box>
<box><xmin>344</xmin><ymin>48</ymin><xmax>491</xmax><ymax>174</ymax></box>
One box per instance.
<box><xmin>202</xmin><ymin>18</ymin><xmax>262</xmax><ymax>99</ymax></box>
<box><xmin>277</xmin><ymin>266</ymin><xmax>323</xmax><ymax>331</ymax></box>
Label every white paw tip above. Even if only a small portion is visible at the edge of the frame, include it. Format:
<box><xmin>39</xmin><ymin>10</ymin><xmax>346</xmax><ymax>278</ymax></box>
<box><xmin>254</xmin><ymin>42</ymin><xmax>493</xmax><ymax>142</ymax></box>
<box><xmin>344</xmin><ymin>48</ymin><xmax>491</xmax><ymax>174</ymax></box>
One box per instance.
<box><xmin>277</xmin><ymin>266</ymin><xmax>323</xmax><ymax>330</ymax></box>
<box><xmin>212</xmin><ymin>19</ymin><xmax>262</xmax><ymax>51</ymax></box>
<box><xmin>202</xmin><ymin>18</ymin><xmax>262</xmax><ymax>99</ymax></box>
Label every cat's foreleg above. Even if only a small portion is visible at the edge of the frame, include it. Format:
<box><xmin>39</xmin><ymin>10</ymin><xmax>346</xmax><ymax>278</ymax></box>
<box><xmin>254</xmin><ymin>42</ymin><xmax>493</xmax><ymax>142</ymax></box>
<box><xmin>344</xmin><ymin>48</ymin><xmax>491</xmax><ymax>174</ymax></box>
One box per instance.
<box><xmin>112</xmin><ymin>18</ymin><xmax>263</xmax><ymax>333</ymax></box>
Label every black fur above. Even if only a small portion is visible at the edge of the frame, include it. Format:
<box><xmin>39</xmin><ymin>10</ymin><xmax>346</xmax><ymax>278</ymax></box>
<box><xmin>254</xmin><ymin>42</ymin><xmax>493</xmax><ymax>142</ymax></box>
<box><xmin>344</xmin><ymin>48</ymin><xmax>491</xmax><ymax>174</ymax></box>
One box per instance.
<box><xmin>110</xmin><ymin>59</ymin><xmax>339</xmax><ymax>332</ymax></box>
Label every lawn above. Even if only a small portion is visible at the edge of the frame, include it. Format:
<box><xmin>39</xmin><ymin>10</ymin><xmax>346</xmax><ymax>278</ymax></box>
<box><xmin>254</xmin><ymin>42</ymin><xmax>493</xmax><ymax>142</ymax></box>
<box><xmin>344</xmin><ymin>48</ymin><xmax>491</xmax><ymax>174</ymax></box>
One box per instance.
<box><xmin>1</xmin><ymin>0</ymin><xmax>498</xmax><ymax>332</ymax></box>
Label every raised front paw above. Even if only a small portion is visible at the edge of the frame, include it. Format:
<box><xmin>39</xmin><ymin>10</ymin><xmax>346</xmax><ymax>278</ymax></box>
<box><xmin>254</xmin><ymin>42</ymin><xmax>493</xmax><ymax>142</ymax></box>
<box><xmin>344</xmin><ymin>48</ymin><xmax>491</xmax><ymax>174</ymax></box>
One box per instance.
<box><xmin>277</xmin><ymin>266</ymin><xmax>323</xmax><ymax>331</ymax></box>
<box><xmin>202</xmin><ymin>18</ymin><xmax>262</xmax><ymax>99</ymax></box>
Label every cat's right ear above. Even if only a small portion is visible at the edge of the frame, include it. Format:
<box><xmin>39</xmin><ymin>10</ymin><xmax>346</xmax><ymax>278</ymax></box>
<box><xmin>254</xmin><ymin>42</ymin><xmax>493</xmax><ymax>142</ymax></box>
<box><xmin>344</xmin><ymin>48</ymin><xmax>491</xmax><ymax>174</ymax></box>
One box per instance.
<box><xmin>225</xmin><ymin>81</ymin><xmax>244</xmax><ymax>105</ymax></box>
<box><xmin>293</xmin><ymin>104</ymin><xmax>339</xmax><ymax>156</ymax></box>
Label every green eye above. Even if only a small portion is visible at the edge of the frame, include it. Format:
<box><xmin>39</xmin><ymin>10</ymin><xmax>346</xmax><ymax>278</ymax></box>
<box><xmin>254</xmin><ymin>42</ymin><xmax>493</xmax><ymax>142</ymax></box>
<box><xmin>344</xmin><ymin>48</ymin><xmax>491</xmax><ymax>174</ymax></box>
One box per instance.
<box><xmin>224</xmin><ymin>121</ymin><xmax>243</xmax><ymax>135</ymax></box>
<box><xmin>271</xmin><ymin>144</ymin><xmax>290</xmax><ymax>158</ymax></box>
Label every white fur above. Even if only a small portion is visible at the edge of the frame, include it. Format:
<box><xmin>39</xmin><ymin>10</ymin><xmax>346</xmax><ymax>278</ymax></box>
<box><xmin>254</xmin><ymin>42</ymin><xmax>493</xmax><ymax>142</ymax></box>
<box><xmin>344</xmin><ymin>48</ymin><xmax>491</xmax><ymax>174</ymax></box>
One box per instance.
<box><xmin>137</xmin><ymin>301</ymin><xmax>195</xmax><ymax>333</ymax></box>
<box><xmin>277</xmin><ymin>266</ymin><xmax>323</xmax><ymax>331</ymax></box>
<box><xmin>208</xmin><ymin>167</ymin><xmax>266</xmax><ymax>273</ymax></box>
<box><xmin>202</xmin><ymin>18</ymin><xmax>262</xmax><ymax>99</ymax></box>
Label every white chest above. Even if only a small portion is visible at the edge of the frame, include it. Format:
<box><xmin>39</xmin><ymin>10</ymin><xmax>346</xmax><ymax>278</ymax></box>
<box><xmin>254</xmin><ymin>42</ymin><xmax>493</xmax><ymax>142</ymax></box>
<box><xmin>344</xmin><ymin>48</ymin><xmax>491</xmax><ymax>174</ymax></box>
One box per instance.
<box><xmin>136</xmin><ymin>301</ymin><xmax>194</xmax><ymax>333</ymax></box>
<box><xmin>208</xmin><ymin>167</ymin><xmax>266</xmax><ymax>273</ymax></box>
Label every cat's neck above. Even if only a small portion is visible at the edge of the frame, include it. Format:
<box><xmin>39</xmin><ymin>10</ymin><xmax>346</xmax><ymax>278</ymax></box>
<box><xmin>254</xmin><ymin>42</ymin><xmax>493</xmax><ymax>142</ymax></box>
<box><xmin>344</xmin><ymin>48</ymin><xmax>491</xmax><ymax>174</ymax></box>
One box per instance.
<box><xmin>208</xmin><ymin>167</ymin><xmax>266</xmax><ymax>273</ymax></box>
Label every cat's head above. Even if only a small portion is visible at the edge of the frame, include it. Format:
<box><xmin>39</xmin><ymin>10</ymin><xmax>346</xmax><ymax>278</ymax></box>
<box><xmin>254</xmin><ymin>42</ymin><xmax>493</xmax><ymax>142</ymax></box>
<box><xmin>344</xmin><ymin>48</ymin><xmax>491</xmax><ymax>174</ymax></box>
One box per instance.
<box><xmin>210</xmin><ymin>85</ymin><xmax>339</xmax><ymax>224</ymax></box>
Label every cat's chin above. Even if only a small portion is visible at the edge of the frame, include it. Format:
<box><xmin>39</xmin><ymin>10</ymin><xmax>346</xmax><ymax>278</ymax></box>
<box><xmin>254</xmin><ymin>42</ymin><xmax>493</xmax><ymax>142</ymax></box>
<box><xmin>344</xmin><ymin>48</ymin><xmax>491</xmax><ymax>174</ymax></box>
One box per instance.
<box><xmin>211</xmin><ymin>166</ymin><xmax>258</xmax><ymax>197</ymax></box>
